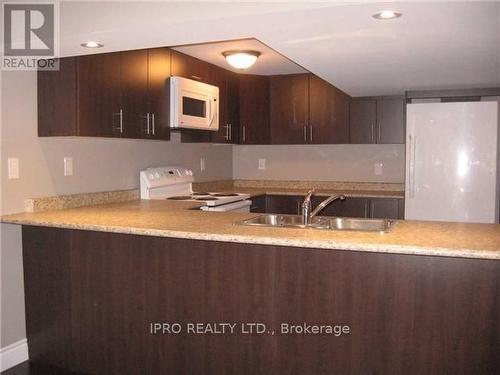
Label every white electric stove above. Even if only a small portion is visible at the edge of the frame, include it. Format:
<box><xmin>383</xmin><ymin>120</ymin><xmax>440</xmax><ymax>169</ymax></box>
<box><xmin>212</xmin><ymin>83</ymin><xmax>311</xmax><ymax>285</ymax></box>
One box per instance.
<box><xmin>139</xmin><ymin>166</ymin><xmax>251</xmax><ymax>212</ymax></box>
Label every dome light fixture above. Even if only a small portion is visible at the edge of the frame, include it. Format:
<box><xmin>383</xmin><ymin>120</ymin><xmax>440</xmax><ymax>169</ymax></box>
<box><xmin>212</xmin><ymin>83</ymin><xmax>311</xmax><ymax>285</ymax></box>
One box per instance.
<box><xmin>223</xmin><ymin>50</ymin><xmax>261</xmax><ymax>70</ymax></box>
<box><xmin>372</xmin><ymin>10</ymin><xmax>402</xmax><ymax>20</ymax></box>
<box><xmin>80</xmin><ymin>41</ymin><xmax>104</xmax><ymax>48</ymax></box>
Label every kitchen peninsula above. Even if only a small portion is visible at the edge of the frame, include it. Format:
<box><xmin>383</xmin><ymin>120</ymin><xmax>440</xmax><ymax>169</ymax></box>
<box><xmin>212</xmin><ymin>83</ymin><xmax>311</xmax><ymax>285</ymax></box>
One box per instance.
<box><xmin>2</xmin><ymin>184</ymin><xmax>499</xmax><ymax>374</ymax></box>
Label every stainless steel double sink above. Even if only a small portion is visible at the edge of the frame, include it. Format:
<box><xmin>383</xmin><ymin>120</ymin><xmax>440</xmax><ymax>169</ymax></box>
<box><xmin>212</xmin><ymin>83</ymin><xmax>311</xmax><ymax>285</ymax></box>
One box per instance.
<box><xmin>238</xmin><ymin>214</ymin><xmax>394</xmax><ymax>233</ymax></box>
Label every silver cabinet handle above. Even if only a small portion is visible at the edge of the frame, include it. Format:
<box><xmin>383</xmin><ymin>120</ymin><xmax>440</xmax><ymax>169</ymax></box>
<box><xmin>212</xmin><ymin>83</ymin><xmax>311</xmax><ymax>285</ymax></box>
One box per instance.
<box><xmin>303</xmin><ymin>125</ymin><xmax>307</xmax><ymax>142</ymax></box>
<box><xmin>371</xmin><ymin>121</ymin><xmax>375</xmax><ymax>143</ymax></box>
<box><xmin>229</xmin><ymin>123</ymin><xmax>232</xmax><ymax>141</ymax></box>
<box><xmin>113</xmin><ymin>109</ymin><xmax>123</xmax><ymax>133</ymax></box>
<box><xmin>376</xmin><ymin>120</ymin><xmax>381</xmax><ymax>143</ymax></box>
<box><xmin>224</xmin><ymin>124</ymin><xmax>229</xmax><ymax>140</ymax></box>
<box><xmin>364</xmin><ymin>202</ymin><xmax>369</xmax><ymax>218</ymax></box>
<box><xmin>309</xmin><ymin>125</ymin><xmax>313</xmax><ymax>142</ymax></box>
<box><xmin>151</xmin><ymin>113</ymin><xmax>155</xmax><ymax>135</ymax></box>
<box><xmin>143</xmin><ymin>113</ymin><xmax>150</xmax><ymax>135</ymax></box>
<box><xmin>242</xmin><ymin>125</ymin><xmax>246</xmax><ymax>143</ymax></box>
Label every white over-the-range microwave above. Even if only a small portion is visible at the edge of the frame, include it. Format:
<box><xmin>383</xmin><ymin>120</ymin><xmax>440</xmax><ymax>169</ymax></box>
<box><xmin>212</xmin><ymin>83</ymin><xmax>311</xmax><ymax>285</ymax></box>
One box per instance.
<box><xmin>169</xmin><ymin>76</ymin><xmax>219</xmax><ymax>131</ymax></box>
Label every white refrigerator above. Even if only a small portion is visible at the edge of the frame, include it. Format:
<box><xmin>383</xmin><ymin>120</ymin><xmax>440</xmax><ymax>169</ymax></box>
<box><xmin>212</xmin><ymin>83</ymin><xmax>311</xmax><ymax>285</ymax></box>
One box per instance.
<box><xmin>405</xmin><ymin>101</ymin><xmax>499</xmax><ymax>223</ymax></box>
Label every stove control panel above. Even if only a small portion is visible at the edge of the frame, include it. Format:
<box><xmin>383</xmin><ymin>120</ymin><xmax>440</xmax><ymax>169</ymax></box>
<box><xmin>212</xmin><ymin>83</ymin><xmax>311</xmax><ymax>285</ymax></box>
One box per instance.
<box><xmin>140</xmin><ymin>166</ymin><xmax>194</xmax><ymax>192</ymax></box>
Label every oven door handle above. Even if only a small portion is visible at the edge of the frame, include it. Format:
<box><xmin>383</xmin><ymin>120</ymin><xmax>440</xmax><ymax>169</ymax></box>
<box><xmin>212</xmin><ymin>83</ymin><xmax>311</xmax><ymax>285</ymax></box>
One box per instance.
<box><xmin>200</xmin><ymin>200</ymin><xmax>251</xmax><ymax>212</ymax></box>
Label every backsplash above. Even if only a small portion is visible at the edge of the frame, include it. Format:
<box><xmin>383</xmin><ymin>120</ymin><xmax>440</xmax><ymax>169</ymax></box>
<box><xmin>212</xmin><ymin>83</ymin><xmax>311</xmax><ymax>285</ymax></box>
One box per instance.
<box><xmin>233</xmin><ymin>144</ymin><xmax>405</xmax><ymax>183</ymax></box>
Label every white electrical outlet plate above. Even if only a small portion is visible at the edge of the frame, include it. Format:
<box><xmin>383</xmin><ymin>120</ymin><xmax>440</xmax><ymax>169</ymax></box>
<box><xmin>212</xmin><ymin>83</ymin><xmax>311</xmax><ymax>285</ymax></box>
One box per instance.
<box><xmin>374</xmin><ymin>162</ymin><xmax>383</xmax><ymax>176</ymax></box>
<box><xmin>258</xmin><ymin>158</ymin><xmax>266</xmax><ymax>170</ymax></box>
<box><xmin>200</xmin><ymin>157</ymin><xmax>206</xmax><ymax>171</ymax></box>
<box><xmin>64</xmin><ymin>157</ymin><xmax>73</xmax><ymax>176</ymax></box>
<box><xmin>7</xmin><ymin>157</ymin><xmax>19</xmax><ymax>179</ymax></box>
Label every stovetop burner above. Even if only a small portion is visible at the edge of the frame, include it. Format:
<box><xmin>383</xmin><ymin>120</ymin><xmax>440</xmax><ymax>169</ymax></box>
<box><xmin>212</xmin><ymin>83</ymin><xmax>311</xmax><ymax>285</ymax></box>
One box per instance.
<box><xmin>195</xmin><ymin>197</ymin><xmax>219</xmax><ymax>201</ymax></box>
<box><xmin>192</xmin><ymin>192</ymin><xmax>210</xmax><ymax>196</ymax></box>
<box><xmin>166</xmin><ymin>196</ymin><xmax>193</xmax><ymax>200</ymax></box>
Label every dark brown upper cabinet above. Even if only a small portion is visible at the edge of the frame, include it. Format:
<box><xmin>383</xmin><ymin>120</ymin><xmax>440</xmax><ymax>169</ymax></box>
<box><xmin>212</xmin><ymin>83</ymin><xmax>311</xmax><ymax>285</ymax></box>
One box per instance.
<box><xmin>349</xmin><ymin>99</ymin><xmax>376</xmax><ymax>144</ymax></box>
<box><xmin>239</xmin><ymin>74</ymin><xmax>270</xmax><ymax>144</ymax></box>
<box><xmin>39</xmin><ymin>48</ymin><xmax>172</xmax><ymax>140</ymax></box>
<box><xmin>146</xmin><ymin>47</ymin><xmax>171</xmax><ymax>140</ymax></box>
<box><xmin>210</xmin><ymin>69</ymin><xmax>239</xmax><ymax>144</ymax></box>
<box><xmin>376</xmin><ymin>98</ymin><xmax>405</xmax><ymax>144</ymax></box>
<box><xmin>77</xmin><ymin>52</ymin><xmax>123</xmax><ymax>137</ymax></box>
<box><xmin>170</xmin><ymin>50</ymin><xmax>216</xmax><ymax>85</ymax></box>
<box><xmin>270</xmin><ymin>73</ymin><xmax>310</xmax><ymax>144</ymax></box>
<box><xmin>120</xmin><ymin>49</ymin><xmax>149</xmax><ymax>139</ymax></box>
<box><xmin>309</xmin><ymin>75</ymin><xmax>350</xmax><ymax>144</ymax></box>
<box><xmin>349</xmin><ymin>97</ymin><xmax>405</xmax><ymax>144</ymax></box>
<box><xmin>38</xmin><ymin>57</ymin><xmax>77</xmax><ymax>136</ymax></box>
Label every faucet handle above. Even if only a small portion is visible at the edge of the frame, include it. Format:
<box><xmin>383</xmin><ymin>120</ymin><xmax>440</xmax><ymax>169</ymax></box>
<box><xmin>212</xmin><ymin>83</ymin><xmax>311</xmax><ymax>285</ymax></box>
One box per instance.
<box><xmin>304</xmin><ymin>189</ymin><xmax>315</xmax><ymax>199</ymax></box>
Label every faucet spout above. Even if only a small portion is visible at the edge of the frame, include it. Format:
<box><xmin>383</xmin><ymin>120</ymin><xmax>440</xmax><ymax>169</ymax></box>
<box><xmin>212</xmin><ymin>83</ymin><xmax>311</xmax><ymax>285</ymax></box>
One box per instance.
<box><xmin>310</xmin><ymin>194</ymin><xmax>346</xmax><ymax>218</ymax></box>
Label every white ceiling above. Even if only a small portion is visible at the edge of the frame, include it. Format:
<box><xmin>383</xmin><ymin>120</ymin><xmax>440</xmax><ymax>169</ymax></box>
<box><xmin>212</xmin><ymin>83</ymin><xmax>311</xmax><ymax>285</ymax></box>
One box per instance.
<box><xmin>56</xmin><ymin>1</ymin><xmax>500</xmax><ymax>96</ymax></box>
<box><xmin>172</xmin><ymin>39</ymin><xmax>306</xmax><ymax>75</ymax></box>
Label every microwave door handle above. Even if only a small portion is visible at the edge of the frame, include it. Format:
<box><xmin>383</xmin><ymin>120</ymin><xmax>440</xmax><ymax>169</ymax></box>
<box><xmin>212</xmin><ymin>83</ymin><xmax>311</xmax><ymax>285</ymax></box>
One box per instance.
<box><xmin>208</xmin><ymin>97</ymin><xmax>215</xmax><ymax>127</ymax></box>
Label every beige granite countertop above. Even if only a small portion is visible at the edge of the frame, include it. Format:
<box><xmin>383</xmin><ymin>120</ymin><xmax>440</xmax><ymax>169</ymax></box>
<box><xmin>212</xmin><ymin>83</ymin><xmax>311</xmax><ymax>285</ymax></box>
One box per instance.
<box><xmin>3</xmin><ymin>199</ymin><xmax>499</xmax><ymax>261</ymax></box>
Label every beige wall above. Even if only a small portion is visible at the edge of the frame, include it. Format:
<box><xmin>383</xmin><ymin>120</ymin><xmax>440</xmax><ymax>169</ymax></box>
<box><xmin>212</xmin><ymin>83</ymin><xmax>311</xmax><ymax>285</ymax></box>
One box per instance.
<box><xmin>0</xmin><ymin>70</ymin><xmax>232</xmax><ymax>348</ymax></box>
<box><xmin>233</xmin><ymin>144</ymin><xmax>405</xmax><ymax>182</ymax></box>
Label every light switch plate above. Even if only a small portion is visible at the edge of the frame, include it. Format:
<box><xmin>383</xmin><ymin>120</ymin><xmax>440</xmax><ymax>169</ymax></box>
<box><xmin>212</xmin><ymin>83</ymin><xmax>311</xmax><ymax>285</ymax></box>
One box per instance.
<box><xmin>258</xmin><ymin>158</ymin><xmax>266</xmax><ymax>170</ymax></box>
<box><xmin>200</xmin><ymin>157</ymin><xmax>206</xmax><ymax>171</ymax></box>
<box><xmin>7</xmin><ymin>157</ymin><xmax>19</xmax><ymax>179</ymax></box>
<box><xmin>64</xmin><ymin>157</ymin><xmax>73</xmax><ymax>176</ymax></box>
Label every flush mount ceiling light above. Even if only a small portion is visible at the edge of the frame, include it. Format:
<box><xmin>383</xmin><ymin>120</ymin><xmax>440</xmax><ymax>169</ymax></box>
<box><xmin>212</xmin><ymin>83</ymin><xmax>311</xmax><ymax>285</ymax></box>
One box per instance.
<box><xmin>223</xmin><ymin>50</ymin><xmax>261</xmax><ymax>70</ymax></box>
<box><xmin>80</xmin><ymin>41</ymin><xmax>104</xmax><ymax>48</ymax></box>
<box><xmin>372</xmin><ymin>10</ymin><xmax>402</xmax><ymax>20</ymax></box>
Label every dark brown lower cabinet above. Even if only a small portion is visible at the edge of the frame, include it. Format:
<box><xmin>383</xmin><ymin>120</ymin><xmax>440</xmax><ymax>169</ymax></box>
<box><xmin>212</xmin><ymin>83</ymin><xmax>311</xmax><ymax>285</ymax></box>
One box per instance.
<box><xmin>22</xmin><ymin>226</ymin><xmax>500</xmax><ymax>374</ymax></box>
<box><xmin>260</xmin><ymin>195</ymin><xmax>404</xmax><ymax>219</ymax></box>
<box><xmin>265</xmin><ymin>195</ymin><xmax>303</xmax><ymax>215</ymax></box>
<box><xmin>249</xmin><ymin>195</ymin><xmax>266</xmax><ymax>213</ymax></box>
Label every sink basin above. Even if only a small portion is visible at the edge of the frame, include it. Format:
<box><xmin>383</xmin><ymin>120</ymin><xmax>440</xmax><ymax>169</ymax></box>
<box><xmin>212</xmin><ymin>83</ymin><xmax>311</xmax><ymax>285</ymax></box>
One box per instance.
<box><xmin>239</xmin><ymin>214</ymin><xmax>395</xmax><ymax>233</ymax></box>
<box><xmin>240</xmin><ymin>214</ymin><xmax>328</xmax><ymax>229</ymax></box>
<box><xmin>326</xmin><ymin>217</ymin><xmax>394</xmax><ymax>232</ymax></box>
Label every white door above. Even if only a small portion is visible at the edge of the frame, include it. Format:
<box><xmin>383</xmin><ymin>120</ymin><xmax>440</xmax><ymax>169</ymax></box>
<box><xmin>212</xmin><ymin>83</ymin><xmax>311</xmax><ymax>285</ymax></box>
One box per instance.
<box><xmin>405</xmin><ymin>101</ymin><xmax>499</xmax><ymax>223</ymax></box>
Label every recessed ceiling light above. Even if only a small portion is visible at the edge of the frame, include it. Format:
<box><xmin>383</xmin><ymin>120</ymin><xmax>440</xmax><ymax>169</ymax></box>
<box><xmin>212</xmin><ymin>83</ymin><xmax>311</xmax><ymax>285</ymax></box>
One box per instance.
<box><xmin>372</xmin><ymin>10</ymin><xmax>402</xmax><ymax>20</ymax></box>
<box><xmin>80</xmin><ymin>41</ymin><xmax>104</xmax><ymax>48</ymax></box>
<box><xmin>222</xmin><ymin>50</ymin><xmax>261</xmax><ymax>70</ymax></box>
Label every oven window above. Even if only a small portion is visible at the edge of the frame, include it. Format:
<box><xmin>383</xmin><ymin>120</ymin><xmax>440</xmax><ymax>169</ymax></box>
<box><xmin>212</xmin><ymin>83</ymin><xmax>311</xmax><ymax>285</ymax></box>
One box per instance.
<box><xmin>182</xmin><ymin>96</ymin><xmax>206</xmax><ymax>118</ymax></box>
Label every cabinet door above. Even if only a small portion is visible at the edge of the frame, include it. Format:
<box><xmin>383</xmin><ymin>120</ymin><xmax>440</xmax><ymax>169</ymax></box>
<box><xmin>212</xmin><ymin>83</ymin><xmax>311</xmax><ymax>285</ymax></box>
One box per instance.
<box><xmin>266</xmin><ymin>195</ymin><xmax>303</xmax><ymax>215</ymax></box>
<box><xmin>349</xmin><ymin>99</ymin><xmax>376</xmax><ymax>144</ymax></box>
<box><xmin>270</xmin><ymin>74</ymin><xmax>309</xmax><ymax>144</ymax></box>
<box><xmin>171</xmin><ymin>50</ymin><xmax>215</xmax><ymax>83</ymax></box>
<box><xmin>38</xmin><ymin>57</ymin><xmax>77</xmax><ymax>136</ymax></box>
<box><xmin>370</xmin><ymin>198</ymin><xmax>402</xmax><ymax>219</ymax></box>
<box><xmin>77</xmin><ymin>52</ymin><xmax>122</xmax><ymax>137</ymax></box>
<box><xmin>210</xmin><ymin>67</ymin><xmax>237</xmax><ymax>144</ymax></box>
<box><xmin>341</xmin><ymin>197</ymin><xmax>370</xmax><ymax>218</ymax></box>
<box><xmin>376</xmin><ymin>98</ymin><xmax>405</xmax><ymax>144</ymax></box>
<box><xmin>309</xmin><ymin>75</ymin><xmax>349</xmax><ymax>144</ymax></box>
<box><xmin>250</xmin><ymin>195</ymin><xmax>267</xmax><ymax>213</ymax></box>
<box><xmin>121</xmin><ymin>50</ymin><xmax>149</xmax><ymax>139</ymax></box>
<box><xmin>334</xmin><ymin>88</ymin><xmax>351</xmax><ymax>143</ymax></box>
<box><xmin>226</xmin><ymin>71</ymin><xmax>240</xmax><ymax>143</ymax></box>
<box><xmin>239</xmin><ymin>74</ymin><xmax>270</xmax><ymax>144</ymax></box>
<box><xmin>147</xmin><ymin>47</ymin><xmax>171</xmax><ymax>140</ymax></box>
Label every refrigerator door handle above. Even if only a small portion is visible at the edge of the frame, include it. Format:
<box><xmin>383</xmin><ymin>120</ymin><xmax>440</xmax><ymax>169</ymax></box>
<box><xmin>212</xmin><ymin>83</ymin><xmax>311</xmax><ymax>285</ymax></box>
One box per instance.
<box><xmin>409</xmin><ymin>135</ymin><xmax>417</xmax><ymax>199</ymax></box>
